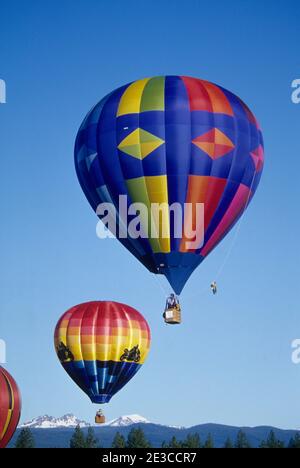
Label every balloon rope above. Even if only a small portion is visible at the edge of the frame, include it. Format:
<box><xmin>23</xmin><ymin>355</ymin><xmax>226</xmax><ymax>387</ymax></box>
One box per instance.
<box><xmin>187</xmin><ymin>171</ymin><xmax>257</xmax><ymax>299</ymax></box>
<box><xmin>187</xmin><ymin>280</ymin><xmax>211</xmax><ymax>299</ymax></box>
<box><xmin>214</xmin><ymin>172</ymin><xmax>256</xmax><ymax>281</ymax></box>
<box><xmin>153</xmin><ymin>272</ymin><xmax>170</xmax><ymax>298</ymax></box>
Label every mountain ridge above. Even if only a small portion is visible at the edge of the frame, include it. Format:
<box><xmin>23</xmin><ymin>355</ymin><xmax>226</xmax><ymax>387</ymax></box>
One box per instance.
<box><xmin>12</xmin><ymin>414</ymin><xmax>300</xmax><ymax>448</ymax></box>
<box><xmin>20</xmin><ymin>414</ymin><xmax>90</xmax><ymax>429</ymax></box>
<box><xmin>20</xmin><ymin>414</ymin><xmax>151</xmax><ymax>429</ymax></box>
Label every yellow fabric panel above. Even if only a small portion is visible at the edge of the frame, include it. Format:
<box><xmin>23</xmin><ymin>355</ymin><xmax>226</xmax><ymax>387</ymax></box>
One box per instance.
<box><xmin>65</xmin><ymin>334</ymin><xmax>84</xmax><ymax>362</ymax></box>
<box><xmin>126</xmin><ymin>175</ymin><xmax>170</xmax><ymax>253</ymax></box>
<box><xmin>117</xmin><ymin>78</ymin><xmax>150</xmax><ymax>116</ymax></box>
<box><xmin>55</xmin><ymin>327</ymin><xmax>67</xmax><ymax>347</ymax></box>
<box><xmin>59</xmin><ymin>323</ymin><xmax>149</xmax><ymax>364</ymax></box>
<box><xmin>81</xmin><ymin>331</ymin><xmax>149</xmax><ymax>344</ymax></box>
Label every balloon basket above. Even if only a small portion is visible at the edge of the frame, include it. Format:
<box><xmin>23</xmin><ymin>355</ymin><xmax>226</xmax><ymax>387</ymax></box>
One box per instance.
<box><xmin>95</xmin><ymin>413</ymin><xmax>106</xmax><ymax>424</ymax></box>
<box><xmin>163</xmin><ymin>307</ymin><xmax>181</xmax><ymax>325</ymax></box>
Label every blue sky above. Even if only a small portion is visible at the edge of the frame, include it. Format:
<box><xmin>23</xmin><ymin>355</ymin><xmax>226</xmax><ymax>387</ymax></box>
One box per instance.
<box><xmin>0</xmin><ymin>0</ymin><xmax>300</xmax><ymax>429</ymax></box>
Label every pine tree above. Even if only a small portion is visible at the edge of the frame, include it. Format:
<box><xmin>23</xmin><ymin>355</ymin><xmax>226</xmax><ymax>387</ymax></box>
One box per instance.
<box><xmin>85</xmin><ymin>427</ymin><xmax>98</xmax><ymax>448</ymax></box>
<box><xmin>293</xmin><ymin>433</ymin><xmax>300</xmax><ymax>448</ymax></box>
<box><xmin>288</xmin><ymin>437</ymin><xmax>294</xmax><ymax>448</ymax></box>
<box><xmin>224</xmin><ymin>437</ymin><xmax>233</xmax><ymax>448</ymax></box>
<box><xmin>15</xmin><ymin>428</ymin><xmax>35</xmax><ymax>448</ymax></box>
<box><xmin>127</xmin><ymin>427</ymin><xmax>151</xmax><ymax>448</ymax></box>
<box><xmin>235</xmin><ymin>430</ymin><xmax>251</xmax><ymax>448</ymax></box>
<box><xmin>288</xmin><ymin>433</ymin><xmax>300</xmax><ymax>448</ymax></box>
<box><xmin>182</xmin><ymin>433</ymin><xmax>201</xmax><ymax>448</ymax></box>
<box><xmin>70</xmin><ymin>425</ymin><xmax>86</xmax><ymax>448</ymax></box>
<box><xmin>112</xmin><ymin>432</ymin><xmax>126</xmax><ymax>448</ymax></box>
<box><xmin>164</xmin><ymin>436</ymin><xmax>183</xmax><ymax>448</ymax></box>
<box><xmin>260</xmin><ymin>430</ymin><xmax>285</xmax><ymax>448</ymax></box>
<box><xmin>203</xmin><ymin>433</ymin><xmax>214</xmax><ymax>448</ymax></box>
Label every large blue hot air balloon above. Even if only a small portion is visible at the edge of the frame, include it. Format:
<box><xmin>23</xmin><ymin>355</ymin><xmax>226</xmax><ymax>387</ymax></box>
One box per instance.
<box><xmin>75</xmin><ymin>76</ymin><xmax>264</xmax><ymax>294</ymax></box>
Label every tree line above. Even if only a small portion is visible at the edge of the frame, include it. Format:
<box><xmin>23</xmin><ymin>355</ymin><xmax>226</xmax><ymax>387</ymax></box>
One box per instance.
<box><xmin>13</xmin><ymin>426</ymin><xmax>300</xmax><ymax>448</ymax></box>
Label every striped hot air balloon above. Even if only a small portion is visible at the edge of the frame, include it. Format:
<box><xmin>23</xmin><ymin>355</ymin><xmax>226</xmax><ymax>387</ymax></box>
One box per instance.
<box><xmin>0</xmin><ymin>366</ymin><xmax>21</xmax><ymax>449</ymax></box>
<box><xmin>54</xmin><ymin>301</ymin><xmax>151</xmax><ymax>406</ymax></box>
<box><xmin>75</xmin><ymin>76</ymin><xmax>264</xmax><ymax>295</ymax></box>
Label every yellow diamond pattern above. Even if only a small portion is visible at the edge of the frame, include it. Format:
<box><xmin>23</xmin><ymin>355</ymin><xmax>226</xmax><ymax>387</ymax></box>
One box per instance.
<box><xmin>118</xmin><ymin>128</ymin><xmax>165</xmax><ymax>160</ymax></box>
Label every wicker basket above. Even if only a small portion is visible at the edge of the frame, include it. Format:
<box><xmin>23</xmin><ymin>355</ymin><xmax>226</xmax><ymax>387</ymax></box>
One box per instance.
<box><xmin>95</xmin><ymin>414</ymin><xmax>106</xmax><ymax>424</ymax></box>
<box><xmin>164</xmin><ymin>307</ymin><xmax>181</xmax><ymax>325</ymax></box>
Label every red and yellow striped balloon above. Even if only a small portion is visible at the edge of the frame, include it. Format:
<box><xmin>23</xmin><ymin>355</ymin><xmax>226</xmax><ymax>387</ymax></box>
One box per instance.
<box><xmin>54</xmin><ymin>301</ymin><xmax>151</xmax><ymax>404</ymax></box>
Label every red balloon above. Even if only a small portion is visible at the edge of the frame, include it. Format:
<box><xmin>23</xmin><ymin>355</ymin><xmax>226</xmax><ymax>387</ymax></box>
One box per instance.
<box><xmin>0</xmin><ymin>366</ymin><xmax>21</xmax><ymax>448</ymax></box>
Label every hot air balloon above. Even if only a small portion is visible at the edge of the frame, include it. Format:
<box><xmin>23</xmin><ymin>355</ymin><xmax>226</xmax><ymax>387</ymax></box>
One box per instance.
<box><xmin>0</xmin><ymin>366</ymin><xmax>21</xmax><ymax>448</ymax></box>
<box><xmin>54</xmin><ymin>301</ymin><xmax>151</xmax><ymax>423</ymax></box>
<box><xmin>75</xmin><ymin>76</ymin><xmax>264</xmax><ymax>319</ymax></box>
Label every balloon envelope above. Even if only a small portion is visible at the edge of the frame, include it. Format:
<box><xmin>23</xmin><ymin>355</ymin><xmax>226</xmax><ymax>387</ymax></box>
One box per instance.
<box><xmin>0</xmin><ymin>366</ymin><xmax>21</xmax><ymax>448</ymax></box>
<box><xmin>75</xmin><ymin>76</ymin><xmax>264</xmax><ymax>293</ymax></box>
<box><xmin>54</xmin><ymin>301</ymin><xmax>151</xmax><ymax>404</ymax></box>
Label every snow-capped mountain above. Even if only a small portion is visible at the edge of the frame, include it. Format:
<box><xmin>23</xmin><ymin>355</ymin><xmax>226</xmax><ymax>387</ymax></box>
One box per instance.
<box><xmin>20</xmin><ymin>414</ymin><xmax>150</xmax><ymax>429</ymax></box>
<box><xmin>104</xmin><ymin>414</ymin><xmax>150</xmax><ymax>427</ymax></box>
<box><xmin>20</xmin><ymin>414</ymin><xmax>90</xmax><ymax>429</ymax></box>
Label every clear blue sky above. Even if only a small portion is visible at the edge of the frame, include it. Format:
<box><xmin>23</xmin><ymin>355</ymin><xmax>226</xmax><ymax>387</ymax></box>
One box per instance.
<box><xmin>0</xmin><ymin>0</ymin><xmax>300</xmax><ymax>429</ymax></box>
